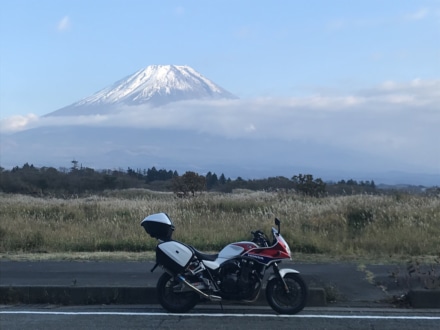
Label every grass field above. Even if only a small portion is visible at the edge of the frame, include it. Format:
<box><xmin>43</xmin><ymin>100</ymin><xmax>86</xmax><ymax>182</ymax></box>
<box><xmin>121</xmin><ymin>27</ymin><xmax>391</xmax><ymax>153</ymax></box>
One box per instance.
<box><xmin>1</xmin><ymin>190</ymin><xmax>439</xmax><ymax>262</ymax></box>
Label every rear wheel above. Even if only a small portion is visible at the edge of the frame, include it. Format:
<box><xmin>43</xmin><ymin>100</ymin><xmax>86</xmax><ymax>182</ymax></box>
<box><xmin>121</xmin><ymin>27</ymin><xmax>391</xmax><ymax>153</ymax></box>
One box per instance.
<box><xmin>266</xmin><ymin>273</ymin><xmax>308</xmax><ymax>314</ymax></box>
<box><xmin>156</xmin><ymin>272</ymin><xmax>199</xmax><ymax>313</ymax></box>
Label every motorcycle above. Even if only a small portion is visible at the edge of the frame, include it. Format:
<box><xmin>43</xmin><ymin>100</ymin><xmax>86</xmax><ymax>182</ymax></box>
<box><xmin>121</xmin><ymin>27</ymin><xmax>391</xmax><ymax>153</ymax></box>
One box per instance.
<box><xmin>141</xmin><ymin>212</ymin><xmax>308</xmax><ymax>314</ymax></box>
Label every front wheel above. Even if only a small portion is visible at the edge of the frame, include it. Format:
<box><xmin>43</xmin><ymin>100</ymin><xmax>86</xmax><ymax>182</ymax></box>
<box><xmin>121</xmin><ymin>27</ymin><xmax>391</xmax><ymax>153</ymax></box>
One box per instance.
<box><xmin>156</xmin><ymin>272</ymin><xmax>199</xmax><ymax>313</ymax></box>
<box><xmin>266</xmin><ymin>273</ymin><xmax>308</xmax><ymax>314</ymax></box>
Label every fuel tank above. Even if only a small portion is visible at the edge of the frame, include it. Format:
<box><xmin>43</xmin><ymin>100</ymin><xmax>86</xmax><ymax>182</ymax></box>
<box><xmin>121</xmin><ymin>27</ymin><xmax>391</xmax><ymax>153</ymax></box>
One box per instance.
<box><xmin>203</xmin><ymin>241</ymin><xmax>258</xmax><ymax>270</ymax></box>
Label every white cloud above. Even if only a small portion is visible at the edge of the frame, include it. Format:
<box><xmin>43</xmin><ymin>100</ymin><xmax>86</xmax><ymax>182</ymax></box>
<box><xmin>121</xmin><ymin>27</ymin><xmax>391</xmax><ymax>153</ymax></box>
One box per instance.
<box><xmin>245</xmin><ymin>124</ymin><xmax>256</xmax><ymax>133</ymax></box>
<box><xmin>57</xmin><ymin>16</ymin><xmax>71</xmax><ymax>31</ymax></box>
<box><xmin>2</xmin><ymin>79</ymin><xmax>439</xmax><ymax>172</ymax></box>
<box><xmin>328</xmin><ymin>7</ymin><xmax>433</xmax><ymax>31</ymax></box>
<box><xmin>0</xmin><ymin>114</ymin><xmax>39</xmax><ymax>133</ymax></box>
<box><xmin>404</xmin><ymin>8</ymin><xmax>429</xmax><ymax>21</ymax></box>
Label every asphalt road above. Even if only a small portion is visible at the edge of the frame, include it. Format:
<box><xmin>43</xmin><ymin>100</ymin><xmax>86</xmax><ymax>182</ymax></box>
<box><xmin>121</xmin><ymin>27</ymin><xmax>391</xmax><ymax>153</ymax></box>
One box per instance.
<box><xmin>1</xmin><ymin>260</ymin><xmax>439</xmax><ymax>329</ymax></box>
<box><xmin>1</xmin><ymin>260</ymin><xmax>439</xmax><ymax>309</ymax></box>
<box><xmin>0</xmin><ymin>260</ymin><xmax>406</xmax><ymax>305</ymax></box>
<box><xmin>1</xmin><ymin>305</ymin><xmax>439</xmax><ymax>330</ymax></box>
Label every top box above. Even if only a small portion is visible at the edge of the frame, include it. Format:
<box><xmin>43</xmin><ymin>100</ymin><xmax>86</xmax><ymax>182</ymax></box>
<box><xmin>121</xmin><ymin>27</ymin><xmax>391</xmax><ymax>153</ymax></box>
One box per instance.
<box><xmin>141</xmin><ymin>212</ymin><xmax>175</xmax><ymax>241</ymax></box>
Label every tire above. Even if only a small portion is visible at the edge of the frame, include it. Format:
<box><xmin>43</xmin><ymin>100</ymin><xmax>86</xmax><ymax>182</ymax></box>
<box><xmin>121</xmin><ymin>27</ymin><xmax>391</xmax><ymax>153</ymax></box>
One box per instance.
<box><xmin>266</xmin><ymin>273</ymin><xmax>308</xmax><ymax>314</ymax></box>
<box><xmin>156</xmin><ymin>272</ymin><xmax>199</xmax><ymax>313</ymax></box>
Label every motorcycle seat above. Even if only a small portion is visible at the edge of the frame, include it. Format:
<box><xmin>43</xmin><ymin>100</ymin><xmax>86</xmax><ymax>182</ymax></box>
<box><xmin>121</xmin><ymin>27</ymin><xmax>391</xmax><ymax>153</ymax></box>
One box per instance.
<box><xmin>192</xmin><ymin>248</ymin><xmax>218</xmax><ymax>262</ymax></box>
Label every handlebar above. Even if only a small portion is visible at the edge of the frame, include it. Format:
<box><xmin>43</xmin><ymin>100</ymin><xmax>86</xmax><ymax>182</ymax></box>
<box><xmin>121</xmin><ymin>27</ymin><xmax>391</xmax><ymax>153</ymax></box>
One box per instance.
<box><xmin>251</xmin><ymin>218</ymin><xmax>282</xmax><ymax>247</ymax></box>
<box><xmin>251</xmin><ymin>230</ymin><xmax>270</xmax><ymax>247</ymax></box>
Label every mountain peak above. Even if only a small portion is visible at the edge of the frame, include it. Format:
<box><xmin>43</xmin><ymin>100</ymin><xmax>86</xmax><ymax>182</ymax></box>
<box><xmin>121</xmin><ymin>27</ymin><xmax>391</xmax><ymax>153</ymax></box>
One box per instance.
<box><xmin>46</xmin><ymin>65</ymin><xmax>238</xmax><ymax>116</ymax></box>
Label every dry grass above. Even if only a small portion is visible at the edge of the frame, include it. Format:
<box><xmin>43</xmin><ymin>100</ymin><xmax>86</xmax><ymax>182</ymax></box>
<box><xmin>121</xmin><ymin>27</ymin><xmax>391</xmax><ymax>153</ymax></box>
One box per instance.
<box><xmin>1</xmin><ymin>190</ymin><xmax>439</xmax><ymax>261</ymax></box>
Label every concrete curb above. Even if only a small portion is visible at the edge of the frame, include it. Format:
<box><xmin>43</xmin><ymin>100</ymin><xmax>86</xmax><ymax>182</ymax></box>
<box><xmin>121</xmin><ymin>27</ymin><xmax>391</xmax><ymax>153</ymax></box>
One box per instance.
<box><xmin>0</xmin><ymin>286</ymin><xmax>326</xmax><ymax>307</ymax></box>
<box><xmin>408</xmin><ymin>289</ymin><xmax>440</xmax><ymax>308</ymax></box>
<box><xmin>3</xmin><ymin>287</ymin><xmax>439</xmax><ymax>308</ymax></box>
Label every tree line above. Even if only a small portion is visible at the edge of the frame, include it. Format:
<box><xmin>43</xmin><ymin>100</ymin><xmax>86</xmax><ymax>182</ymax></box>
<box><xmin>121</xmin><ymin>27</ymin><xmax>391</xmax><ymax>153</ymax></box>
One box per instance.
<box><xmin>0</xmin><ymin>161</ymin><xmax>386</xmax><ymax>198</ymax></box>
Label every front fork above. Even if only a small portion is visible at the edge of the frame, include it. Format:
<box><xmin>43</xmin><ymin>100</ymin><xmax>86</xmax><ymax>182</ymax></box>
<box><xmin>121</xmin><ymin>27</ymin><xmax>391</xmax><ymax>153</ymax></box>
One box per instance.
<box><xmin>272</xmin><ymin>262</ymin><xmax>290</xmax><ymax>293</ymax></box>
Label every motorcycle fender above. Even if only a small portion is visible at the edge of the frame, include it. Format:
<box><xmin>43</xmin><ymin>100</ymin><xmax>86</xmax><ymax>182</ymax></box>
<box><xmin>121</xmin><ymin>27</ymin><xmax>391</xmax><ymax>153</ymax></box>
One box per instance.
<box><xmin>267</xmin><ymin>268</ymin><xmax>299</xmax><ymax>282</ymax></box>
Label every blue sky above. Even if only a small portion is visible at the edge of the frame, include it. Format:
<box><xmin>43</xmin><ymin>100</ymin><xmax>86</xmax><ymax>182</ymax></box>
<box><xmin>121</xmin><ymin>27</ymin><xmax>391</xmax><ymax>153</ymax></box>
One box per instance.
<box><xmin>0</xmin><ymin>1</ymin><xmax>439</xmax><ymax>177</ymax></box>
<box><xmin>1</xmin><ymin>0</ymin><xmax>438</xmax><ymax>118</ymax></box>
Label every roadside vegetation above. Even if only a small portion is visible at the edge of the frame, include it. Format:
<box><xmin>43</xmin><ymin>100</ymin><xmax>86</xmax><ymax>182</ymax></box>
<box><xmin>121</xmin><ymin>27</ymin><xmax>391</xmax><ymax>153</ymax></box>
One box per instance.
<box><xmin>1</xmin><ymin>189</ymin><xmax>439</xmax><ymax>262</ymax></box>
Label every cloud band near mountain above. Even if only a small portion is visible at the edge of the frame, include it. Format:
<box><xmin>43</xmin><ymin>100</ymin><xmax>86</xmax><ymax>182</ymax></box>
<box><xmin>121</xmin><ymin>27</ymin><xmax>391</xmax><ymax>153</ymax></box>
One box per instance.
<box><xmin>1</xmin><ymin>79</ymin><xmax>439</xmax><ymax>174</ymax></box>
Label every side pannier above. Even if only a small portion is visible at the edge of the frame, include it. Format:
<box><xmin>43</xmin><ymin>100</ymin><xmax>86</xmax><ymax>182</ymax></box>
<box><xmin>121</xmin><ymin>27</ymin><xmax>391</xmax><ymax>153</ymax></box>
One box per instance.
<box><xmin>156</xmin><ymin>241</ymin><xmax>194</xmax><ymax>274</ymax></box>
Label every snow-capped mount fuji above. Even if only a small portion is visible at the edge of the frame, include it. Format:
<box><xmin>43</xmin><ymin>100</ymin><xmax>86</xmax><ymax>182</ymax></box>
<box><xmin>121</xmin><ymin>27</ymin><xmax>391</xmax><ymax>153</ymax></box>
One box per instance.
<box><xmin>46</xmin><ymin>65</ymin><xmax>238</xmax><ymax>116</ymax></box>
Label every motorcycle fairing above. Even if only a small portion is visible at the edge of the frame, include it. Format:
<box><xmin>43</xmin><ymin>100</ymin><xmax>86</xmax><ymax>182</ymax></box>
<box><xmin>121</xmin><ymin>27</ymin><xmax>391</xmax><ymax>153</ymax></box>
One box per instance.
<box><xmin>243</xmin><ymin>246</ymin><xmax>291</xmax><ymax>263</ymax></box>
<box><xmin>241</xmin><ymin>227</ymin><xmax>291</xmax><ymax>265</ymax></box>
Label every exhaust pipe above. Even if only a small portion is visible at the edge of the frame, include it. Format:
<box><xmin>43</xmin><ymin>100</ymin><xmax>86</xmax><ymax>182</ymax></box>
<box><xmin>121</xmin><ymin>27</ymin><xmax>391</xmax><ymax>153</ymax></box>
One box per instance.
<box><xmin>177</xmin><ymin>275</ymin><xmax>222</xmax><ymax>302</ymax></box>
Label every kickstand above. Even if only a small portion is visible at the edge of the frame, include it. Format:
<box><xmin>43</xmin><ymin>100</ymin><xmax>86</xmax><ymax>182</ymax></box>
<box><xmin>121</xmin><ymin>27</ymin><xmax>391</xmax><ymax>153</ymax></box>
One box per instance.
<box><xmin>219</xmin><ymin>301</ymin><xmax>224</xmax><ymax>312</ymax></box>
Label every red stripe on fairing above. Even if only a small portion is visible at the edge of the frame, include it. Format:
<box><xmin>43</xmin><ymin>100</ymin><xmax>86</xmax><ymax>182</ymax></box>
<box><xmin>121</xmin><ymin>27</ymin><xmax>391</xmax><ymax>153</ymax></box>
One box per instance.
<box><xmin>231</xmin><ymin>242</ymin><xmax>259</xmax><ymax>252</ymax></box>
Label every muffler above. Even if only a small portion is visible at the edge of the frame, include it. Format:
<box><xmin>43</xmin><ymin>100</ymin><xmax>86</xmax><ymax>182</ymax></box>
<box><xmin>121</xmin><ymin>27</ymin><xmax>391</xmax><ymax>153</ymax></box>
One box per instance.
<box><xmin>177</xmin><ymin>275</ymin><xmax>222</xmax><ymax>302</ymax></box>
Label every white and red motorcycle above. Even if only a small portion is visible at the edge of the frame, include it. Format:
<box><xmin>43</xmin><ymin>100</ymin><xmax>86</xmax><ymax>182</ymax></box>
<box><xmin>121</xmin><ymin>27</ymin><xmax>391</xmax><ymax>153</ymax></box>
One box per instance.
<box><xmin>141</xmin><ymin>213</ymin><xmax>308</xmax><ymax>314</ymax></box>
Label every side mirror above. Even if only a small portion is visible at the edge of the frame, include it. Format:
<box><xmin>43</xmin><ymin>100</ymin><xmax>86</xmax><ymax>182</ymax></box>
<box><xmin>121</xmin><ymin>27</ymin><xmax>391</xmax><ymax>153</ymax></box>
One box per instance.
<box><xmin>275</xmin><ymin>218</ymin><xmax>281</xmax><ymax>235</ymax></box>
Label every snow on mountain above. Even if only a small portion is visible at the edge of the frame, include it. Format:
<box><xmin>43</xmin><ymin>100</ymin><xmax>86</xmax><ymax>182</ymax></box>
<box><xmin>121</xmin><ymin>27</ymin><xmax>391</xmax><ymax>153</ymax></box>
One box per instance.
<box><xmin>46</xmin><ymin>65</ymin><xmax>238</xmax><ymax>116</ymax></box>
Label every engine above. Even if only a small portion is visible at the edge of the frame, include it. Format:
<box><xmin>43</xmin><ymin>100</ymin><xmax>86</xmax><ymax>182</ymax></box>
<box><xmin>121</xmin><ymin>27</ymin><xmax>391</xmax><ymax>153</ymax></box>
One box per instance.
<box><xmin>217</xmin><ymin>257</ymin><xmax>262</xmax><ymax>300</ymax></box>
